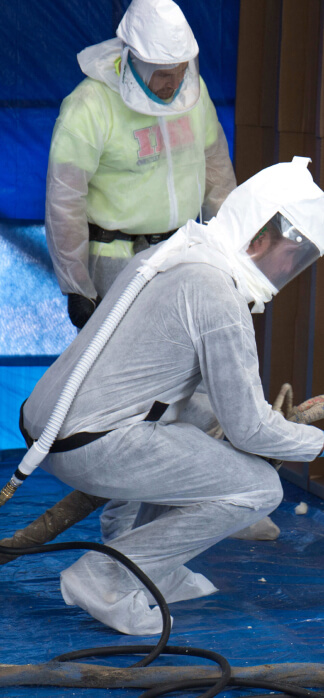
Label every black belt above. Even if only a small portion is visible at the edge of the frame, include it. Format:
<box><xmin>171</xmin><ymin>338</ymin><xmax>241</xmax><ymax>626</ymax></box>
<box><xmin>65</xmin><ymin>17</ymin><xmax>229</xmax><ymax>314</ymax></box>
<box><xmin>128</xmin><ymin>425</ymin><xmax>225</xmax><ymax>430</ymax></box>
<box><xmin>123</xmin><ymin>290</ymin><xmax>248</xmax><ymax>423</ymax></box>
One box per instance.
<box><xmin>19</xmin><ymin>400</ymin><xmax>169</xmax><ymax>454</ymax></box>
<box><xmin>89</xmin><ymin>223</ymin><xmax>177</xmax><ymax>246</ymax></box>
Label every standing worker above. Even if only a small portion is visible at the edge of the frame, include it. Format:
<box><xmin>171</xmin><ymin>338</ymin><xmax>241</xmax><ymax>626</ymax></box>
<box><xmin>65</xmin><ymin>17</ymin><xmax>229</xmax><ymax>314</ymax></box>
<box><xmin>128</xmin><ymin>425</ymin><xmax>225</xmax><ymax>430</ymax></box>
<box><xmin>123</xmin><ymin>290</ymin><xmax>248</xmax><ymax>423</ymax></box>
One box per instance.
<box><xmin>20</xmin><ymin>157</ymin><xmax>324</xmax><ymax>635</ymax></box>
<box><xmin>45</xmin><ymin>0</ymin><xmax>236</xmax><ymax>330</ymax></box>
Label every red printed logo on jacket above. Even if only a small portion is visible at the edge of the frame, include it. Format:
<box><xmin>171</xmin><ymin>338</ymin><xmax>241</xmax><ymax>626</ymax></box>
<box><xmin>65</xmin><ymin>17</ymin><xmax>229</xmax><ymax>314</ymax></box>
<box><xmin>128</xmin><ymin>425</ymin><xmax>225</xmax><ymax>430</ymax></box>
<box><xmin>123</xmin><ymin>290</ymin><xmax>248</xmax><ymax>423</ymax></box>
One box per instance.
<box><xmin>134</xmin><ymin>116</ymin><xmax>194</xmax><ymax>165</ymax></box>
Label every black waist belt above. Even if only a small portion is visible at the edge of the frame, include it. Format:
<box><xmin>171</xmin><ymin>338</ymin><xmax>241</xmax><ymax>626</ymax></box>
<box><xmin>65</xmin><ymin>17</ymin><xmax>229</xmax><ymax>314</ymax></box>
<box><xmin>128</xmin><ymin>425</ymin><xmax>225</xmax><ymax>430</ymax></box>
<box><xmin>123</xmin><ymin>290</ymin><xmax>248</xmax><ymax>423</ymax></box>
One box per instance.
<box><xmin>19</xmin><ymin>400</ymin><xmax>169</xmax><ymax>454</ymax></box>
<box><xmin>89</xmin><ymin>223</ymin><xmax>177</xmax><ymax>246</ymax></box>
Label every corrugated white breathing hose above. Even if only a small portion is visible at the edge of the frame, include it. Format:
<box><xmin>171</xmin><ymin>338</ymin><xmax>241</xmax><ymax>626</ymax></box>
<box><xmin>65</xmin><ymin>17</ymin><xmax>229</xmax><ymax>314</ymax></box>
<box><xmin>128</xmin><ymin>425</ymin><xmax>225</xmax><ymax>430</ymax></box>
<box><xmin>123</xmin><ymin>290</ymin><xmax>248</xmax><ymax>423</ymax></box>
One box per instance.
<box><xmin>0</xmin><ymin>269</ymin><xmax>156</xmax><ymax>506</ymax></box>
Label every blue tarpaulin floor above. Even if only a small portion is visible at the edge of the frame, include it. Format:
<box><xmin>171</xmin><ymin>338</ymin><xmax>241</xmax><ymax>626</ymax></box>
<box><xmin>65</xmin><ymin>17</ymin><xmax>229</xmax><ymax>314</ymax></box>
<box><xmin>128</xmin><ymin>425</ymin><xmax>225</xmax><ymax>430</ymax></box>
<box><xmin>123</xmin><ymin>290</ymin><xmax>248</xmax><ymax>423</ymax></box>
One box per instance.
<box><xmin>1</xmin><ymin>454</ymin><xmax>324</xmax><ymax>697</ymax></box>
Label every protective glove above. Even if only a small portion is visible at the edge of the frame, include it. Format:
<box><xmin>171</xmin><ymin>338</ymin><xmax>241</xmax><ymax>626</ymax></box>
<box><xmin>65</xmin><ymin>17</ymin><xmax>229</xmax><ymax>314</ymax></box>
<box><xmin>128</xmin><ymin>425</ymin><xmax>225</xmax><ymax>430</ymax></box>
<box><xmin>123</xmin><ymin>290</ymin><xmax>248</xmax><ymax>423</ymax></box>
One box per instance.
<box><xmin>67</xmin><ymin>293</ymin><xmax>101</xmax><ymax>330</ymax></box>
<box><xmin>319</xmin><ymin>436</ymin><xmax>324</xmax><ymax>456</ymax></box>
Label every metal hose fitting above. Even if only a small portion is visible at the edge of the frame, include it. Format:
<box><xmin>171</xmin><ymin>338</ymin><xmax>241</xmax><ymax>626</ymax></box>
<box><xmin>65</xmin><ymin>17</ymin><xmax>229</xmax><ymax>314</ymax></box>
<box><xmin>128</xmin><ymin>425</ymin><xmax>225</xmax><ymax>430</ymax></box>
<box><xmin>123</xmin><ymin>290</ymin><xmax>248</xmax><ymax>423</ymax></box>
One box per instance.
<box><xmin>0</xmin><ymin>479</ymin><xmax>20</xmax><ymax>507</ymax></box>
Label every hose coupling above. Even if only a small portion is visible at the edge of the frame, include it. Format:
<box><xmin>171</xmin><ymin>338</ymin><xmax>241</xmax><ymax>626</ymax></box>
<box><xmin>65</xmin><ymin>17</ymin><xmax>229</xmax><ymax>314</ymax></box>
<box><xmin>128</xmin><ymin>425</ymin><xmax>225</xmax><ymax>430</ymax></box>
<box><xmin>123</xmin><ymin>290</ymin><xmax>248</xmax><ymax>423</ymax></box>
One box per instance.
<box><xmin>0</xmin><ymin>479</ymin><xmax>20</xmax><ymax>507</ymax></box>
<box><xmin>0</xmin><ymin>471</ymin><xmax>26</xmax><ymax>507</ymax></box>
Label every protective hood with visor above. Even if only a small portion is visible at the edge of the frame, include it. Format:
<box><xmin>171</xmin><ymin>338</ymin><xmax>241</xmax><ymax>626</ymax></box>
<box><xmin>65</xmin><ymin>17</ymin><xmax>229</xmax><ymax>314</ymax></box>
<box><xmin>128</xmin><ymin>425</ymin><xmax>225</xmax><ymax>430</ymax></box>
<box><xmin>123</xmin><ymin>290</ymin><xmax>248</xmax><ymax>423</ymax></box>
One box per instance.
<box><xmin>247</xmin><ymin>212</ymin><xmax>320</xmax><ymax>292</ymax></box>
<box><xmin>116</xmin><ymin>0</ymin><xmax>200</xmax><ymax>116</ymax></box>
<box><xmin>137</xmin><ymin>157</ymin><xmax>324</xmax><ymax>312</ymax></box>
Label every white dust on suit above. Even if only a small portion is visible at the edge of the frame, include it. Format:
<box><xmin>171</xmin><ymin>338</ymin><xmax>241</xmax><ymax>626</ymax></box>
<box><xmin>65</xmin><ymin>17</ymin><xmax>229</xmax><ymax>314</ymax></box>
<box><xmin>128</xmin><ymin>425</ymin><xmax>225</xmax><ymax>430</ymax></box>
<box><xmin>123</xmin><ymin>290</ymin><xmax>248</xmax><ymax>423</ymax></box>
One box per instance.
<box><xmin>22</xmin><ymin>244</ymin><xmax>323</xmax><ymax>634</ymax></box>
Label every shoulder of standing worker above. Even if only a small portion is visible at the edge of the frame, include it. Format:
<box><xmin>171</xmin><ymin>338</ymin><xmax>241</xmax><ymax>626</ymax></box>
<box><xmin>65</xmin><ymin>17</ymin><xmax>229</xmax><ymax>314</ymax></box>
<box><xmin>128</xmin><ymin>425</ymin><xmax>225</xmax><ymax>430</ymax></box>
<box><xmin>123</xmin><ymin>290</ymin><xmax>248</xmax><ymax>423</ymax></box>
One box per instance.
<box><xmin>57</xmin><ymin>35</ymin><xmax>123</xmax><ymax>116</ymax></box>
<box><xmin>59</xmin><ymin>77</ymin><xmax>115</xmax><ymax>114</ymax></box>
<box><xmin>77</xmin><ymin>37</ymin><xmax>122</xmax><ymax>92</ymax></box>
<box><xmin>195</xmin><ymin>76</ymin><xmax>219</xmax><ymax>142</ymax></box>
<box><xmin>52</xmin><ymin>77</ymin><xmax>118</xmax><ymax>145</ymax></box>
<box><xmin>198</xmin><ymin>76</ymin><xmax>208</xmax><ymax>97</ymax></box>
<box><xmin>198</xmin><ymin>77</ymin><xmax>215</xmax><ymax>110</ymax></box>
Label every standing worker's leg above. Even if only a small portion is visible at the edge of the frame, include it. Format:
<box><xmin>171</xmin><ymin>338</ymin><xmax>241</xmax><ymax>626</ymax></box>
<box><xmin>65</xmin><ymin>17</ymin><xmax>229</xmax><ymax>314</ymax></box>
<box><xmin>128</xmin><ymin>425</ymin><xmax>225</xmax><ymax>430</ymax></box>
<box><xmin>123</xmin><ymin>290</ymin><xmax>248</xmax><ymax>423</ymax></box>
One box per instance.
<box><xmin>88</xmin><ymin>235</ymin><xmax>149</xmax><ymax>299</ymax></box>
<box><xmin>55</xmin><ymin>421</ymin><xmax>283</xmax><ymax>635</ymax></box>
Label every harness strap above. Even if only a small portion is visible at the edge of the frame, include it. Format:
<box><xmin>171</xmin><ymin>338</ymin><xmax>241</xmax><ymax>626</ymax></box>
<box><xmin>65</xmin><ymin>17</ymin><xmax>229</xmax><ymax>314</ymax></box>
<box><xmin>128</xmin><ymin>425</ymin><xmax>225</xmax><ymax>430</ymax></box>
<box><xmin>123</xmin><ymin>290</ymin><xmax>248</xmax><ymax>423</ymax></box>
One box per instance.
<box><xmin>19</xmin><ymin>400</ymin><xmax>169</xmax><ymax>454</ymax></box>
<box><xmin>89</xmin><ymin>223</ymin><xmax>177</xmax><ymax>246</ymax></box>
<box><xmin>89</xmin><ymin>224</ymin><xmax>134</xmax><ymax>243</ymax></box>
<box><xmin>19</xmin><ymin>400</ymin><xmax>33</xmax><ymax>449</ymax></box>
<box><xmin>145</xmin><ymin>400</ymin><xmax>169</xmax><ymax>422</ymax></box>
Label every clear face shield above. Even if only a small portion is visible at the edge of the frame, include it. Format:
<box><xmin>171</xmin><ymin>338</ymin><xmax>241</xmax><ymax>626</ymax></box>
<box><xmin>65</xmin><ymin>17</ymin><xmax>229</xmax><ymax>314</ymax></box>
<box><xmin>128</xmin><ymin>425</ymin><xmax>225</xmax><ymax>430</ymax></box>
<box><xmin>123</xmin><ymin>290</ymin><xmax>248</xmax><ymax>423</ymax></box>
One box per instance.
<box><xmin>245</xmin><ymin>213</ymin><xmax>321</xmax><ymax>291</ymax></box>
<box><xmin>146</xmin><ymin>62</ymin><xmax>190</xmax><ymax>101</ymax></box>
<box><xmin>119</xmin><ymin>49</ymin><xmax>200</xmax><ymax>116</ymax></box>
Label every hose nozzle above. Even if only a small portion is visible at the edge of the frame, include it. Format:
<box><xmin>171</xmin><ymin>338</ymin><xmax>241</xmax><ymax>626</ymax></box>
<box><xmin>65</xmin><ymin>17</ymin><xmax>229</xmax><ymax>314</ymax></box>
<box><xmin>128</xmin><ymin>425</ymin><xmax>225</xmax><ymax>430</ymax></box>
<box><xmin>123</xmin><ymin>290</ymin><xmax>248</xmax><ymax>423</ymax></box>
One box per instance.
<box><xmin>0</xmin><ymin>442</ymin><xmax>48</xmax><ymax>508</ymax></box>
<box><xmin>0</xmin><ymin>477</ymin><xmax>22</xmax><ymax>507</ymax></box>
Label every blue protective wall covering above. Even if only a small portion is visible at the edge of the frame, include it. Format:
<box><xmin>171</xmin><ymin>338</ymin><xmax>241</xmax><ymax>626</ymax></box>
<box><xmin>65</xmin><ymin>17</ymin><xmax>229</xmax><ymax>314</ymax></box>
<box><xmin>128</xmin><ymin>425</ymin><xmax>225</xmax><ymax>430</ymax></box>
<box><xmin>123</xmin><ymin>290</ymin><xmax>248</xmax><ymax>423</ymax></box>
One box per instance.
<box><xmin>0</xmin><ymin>221</ymin><xmax>75</xmax><ymax>449</ymax></box>
<box><xmin>0</xmin><ymin>222</ymin><xmax>75</xmax><ymax>355</ymax></box>
<box><xmin>1</xmin><ymin>0</ymin><xmax>114</xmax><ymax>218</ymax></box>
<box><xmin>0</xmin><ymin>107</ymin><xmax>59</xmax><ymax>219</ymax></box>
<box><xmin>0</xmin><ymin>361</ymin><xmax>56</xmax><ymax>451</ymax></box>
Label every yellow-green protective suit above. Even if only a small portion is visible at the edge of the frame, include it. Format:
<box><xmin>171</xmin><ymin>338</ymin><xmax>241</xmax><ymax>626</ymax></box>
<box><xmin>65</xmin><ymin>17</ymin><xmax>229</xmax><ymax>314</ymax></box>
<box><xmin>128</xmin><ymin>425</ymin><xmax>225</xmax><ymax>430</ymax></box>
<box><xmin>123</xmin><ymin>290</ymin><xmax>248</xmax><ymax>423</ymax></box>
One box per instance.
<box><xmin>46</xmin><ymin>70</ymin><xmax>236</xmax><ymax>299</ymax></box>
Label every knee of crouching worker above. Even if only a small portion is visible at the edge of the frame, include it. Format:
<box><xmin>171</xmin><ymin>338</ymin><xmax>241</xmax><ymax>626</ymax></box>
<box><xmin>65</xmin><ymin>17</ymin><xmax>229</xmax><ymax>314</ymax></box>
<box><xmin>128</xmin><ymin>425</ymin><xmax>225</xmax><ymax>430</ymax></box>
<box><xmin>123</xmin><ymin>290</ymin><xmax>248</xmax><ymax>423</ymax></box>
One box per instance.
<box><xmin>263</xmin><ymin>463</ymin><xmax>284</xmax><ymax>512</ymax></box>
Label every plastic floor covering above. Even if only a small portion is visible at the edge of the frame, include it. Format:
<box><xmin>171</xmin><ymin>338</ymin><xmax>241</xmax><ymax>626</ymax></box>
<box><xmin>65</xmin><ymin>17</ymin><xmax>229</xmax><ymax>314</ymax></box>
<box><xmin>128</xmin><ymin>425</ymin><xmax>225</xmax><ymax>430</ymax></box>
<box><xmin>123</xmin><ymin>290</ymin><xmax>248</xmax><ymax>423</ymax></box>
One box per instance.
<box><xmin>1</xmin><ymin>455</ymin><xmax>324</xmax><ymax>698</ymax></box>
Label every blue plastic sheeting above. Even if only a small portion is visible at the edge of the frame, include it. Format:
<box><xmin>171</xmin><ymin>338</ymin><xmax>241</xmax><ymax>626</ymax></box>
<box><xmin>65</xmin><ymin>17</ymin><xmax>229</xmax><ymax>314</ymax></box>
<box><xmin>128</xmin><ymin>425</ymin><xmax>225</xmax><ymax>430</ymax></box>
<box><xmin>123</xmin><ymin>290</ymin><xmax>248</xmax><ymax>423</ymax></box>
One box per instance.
<box><xmin>1</xmin><ymin>0</ymin><xmax>114</xmax><ymax>219</ymax></box>
<box><xmin>0</xmin><ymin>219</ymin><xmax>75</xmax><ymax>449</ymax></box>
<box><xmin>0</xmin><ymin>364</ymin><xmax>53</xmax><ymax>451</ymax></box>
<box><xmin>0</xmin><ymin>221</ymin><xmax>75</xmax><ymax>355</ymax></box>
<box><xmin>1</xmin><ymin>0</ymin><xmax>239</xmax><ymax>219</ymax></box>
<box><xmin>0</xmin><ymin>107</ymin><xmax>60</xmax><ymax>220</ymax></box>
<box><xmin>1</xmin><ymin>461</ymin><xmax>324</xmax><ymax>698</ymax></box>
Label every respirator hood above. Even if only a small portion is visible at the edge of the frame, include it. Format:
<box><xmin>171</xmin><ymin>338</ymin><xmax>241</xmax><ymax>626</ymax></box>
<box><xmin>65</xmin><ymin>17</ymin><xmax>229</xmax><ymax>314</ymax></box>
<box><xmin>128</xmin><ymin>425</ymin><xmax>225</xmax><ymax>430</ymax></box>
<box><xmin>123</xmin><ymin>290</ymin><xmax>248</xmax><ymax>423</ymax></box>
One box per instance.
<box><xmin>212</xmin><ymin>157</ymin><xmax>324</xmax><ymax>255</ymax></box>
<box><xmin>116</xmin><ymin>0</ymin><xmax>198</xmax><ymax>64</ymax></box>
<box><xmin>139</xmin><ymin>158</ymin><xmax>324</xmax><ymax>312</ymax></box>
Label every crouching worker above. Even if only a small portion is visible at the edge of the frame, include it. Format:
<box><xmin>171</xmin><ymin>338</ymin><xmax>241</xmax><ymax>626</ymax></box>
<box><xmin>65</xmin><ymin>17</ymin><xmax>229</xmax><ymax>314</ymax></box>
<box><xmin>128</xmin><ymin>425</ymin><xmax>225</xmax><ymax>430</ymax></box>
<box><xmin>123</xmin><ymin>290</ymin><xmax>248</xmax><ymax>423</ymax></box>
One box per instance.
<box><xmin>20</xmin><ymin>156</ymin><xmax>324</xmax><ymax>635</ymax></box>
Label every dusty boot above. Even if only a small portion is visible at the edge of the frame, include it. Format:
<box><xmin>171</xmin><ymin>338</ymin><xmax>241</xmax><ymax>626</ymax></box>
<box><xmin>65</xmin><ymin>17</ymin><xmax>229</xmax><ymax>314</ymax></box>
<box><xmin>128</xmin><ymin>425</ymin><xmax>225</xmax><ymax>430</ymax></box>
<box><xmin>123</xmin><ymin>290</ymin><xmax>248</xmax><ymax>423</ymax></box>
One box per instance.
<box><xmin>230</xmin><ymin>515</ymin><xmax>280</xmax><ymax>540</ymax></box>
<box><xmin>61</xmin><ymin>552</ymin><xmax>174</xmax><ymax>635</ymax></box>
<box><xmin>144</xmin><ymin>565</ymin><xmax>218</xmax><ymax>604</ymax></box>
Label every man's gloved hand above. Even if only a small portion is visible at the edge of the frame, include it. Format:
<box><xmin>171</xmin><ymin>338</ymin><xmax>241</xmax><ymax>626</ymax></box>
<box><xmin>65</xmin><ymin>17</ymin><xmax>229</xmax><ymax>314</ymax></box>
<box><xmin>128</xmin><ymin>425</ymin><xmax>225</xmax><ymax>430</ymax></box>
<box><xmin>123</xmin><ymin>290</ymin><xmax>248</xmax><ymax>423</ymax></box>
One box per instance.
<box><xmin>67</xmin><ymin>294</ymin><xmax>101</xmax><ymax>330</ymax></box>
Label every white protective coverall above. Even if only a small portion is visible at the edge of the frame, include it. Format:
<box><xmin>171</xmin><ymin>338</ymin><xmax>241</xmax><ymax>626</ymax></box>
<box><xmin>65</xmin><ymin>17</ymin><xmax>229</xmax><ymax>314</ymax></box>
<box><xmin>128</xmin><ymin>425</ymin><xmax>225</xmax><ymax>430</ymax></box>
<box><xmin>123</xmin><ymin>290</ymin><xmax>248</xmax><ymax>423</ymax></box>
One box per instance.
<box><xmin>45</xmin><ymin>0</ymin><xmax>236</xmax><ymax>302</ymax></box>
<box><xmin>23</xmin><ymin>158</ymin><xmax>324</xmax><ymax>635</ymax></box>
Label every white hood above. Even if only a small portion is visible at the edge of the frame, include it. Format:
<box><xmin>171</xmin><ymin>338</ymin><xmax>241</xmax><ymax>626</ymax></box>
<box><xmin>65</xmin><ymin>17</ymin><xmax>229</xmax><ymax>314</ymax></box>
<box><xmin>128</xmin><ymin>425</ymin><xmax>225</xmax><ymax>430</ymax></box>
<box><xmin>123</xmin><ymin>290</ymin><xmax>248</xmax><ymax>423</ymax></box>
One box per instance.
<box><xmin>77</xmin><ymin>0</ymin><xmax>200</xmax><ymax>116</ymax></box>
<box><xmin>210</xmin><ymin>156</ymin><xmax>324</xmax><ymax>255</ymax></box>
<box><xmin>116</xmin><ymin>0</ymin><xmax>198</xmax><ymax>63</ymax></box>
<box><xmin>77</xmin><ymin>37</ymin><xmax>122</xmax><ymax>93</ymax></box>
<box><xmin>138</xmin><ymin>157</ymin><xmax>324</xmax><ymax>312</ymax></box>
<box><xmin>117</xmin><ymin>0</ymin><xmax>200</xmax><ymax>116</ymax></box>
